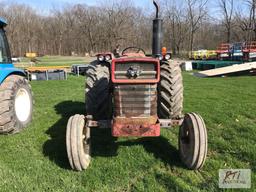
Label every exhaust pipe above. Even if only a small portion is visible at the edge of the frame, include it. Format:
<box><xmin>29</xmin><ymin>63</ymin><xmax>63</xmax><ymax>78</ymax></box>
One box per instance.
<box><xmin>152</xmin><ymin>0</ymin><xmax>163</xmax><ymax>57</ymax></box>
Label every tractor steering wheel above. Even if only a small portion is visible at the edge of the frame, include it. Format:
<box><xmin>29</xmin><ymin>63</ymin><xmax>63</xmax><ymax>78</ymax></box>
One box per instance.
<box><xmin>121</xmin><ymin>46</ymin><xmax>146</xmax><ymax>56</ymax></box>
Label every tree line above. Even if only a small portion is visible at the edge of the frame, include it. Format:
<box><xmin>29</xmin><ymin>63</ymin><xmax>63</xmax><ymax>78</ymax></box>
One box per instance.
<box><xmin>0</xmin><ymin>0</ymin><xmax>256</xmax><ymax>57</ymax></box>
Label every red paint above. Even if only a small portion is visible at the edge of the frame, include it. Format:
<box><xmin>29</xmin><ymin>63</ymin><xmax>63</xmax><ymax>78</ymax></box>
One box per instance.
<box><xmin>111</xmin><ymin>57</ymin><xmax>160</xmax><ymax>84</ymax></box>
<box><xmin>243</xmin><ymin>41</ymin><xmax>256</xmax><ymax>52</ymax></box>
<box><xmin>112</xmin><ymin>117</ymin><xmax>160</xmax><ymax>137</ymax></box>
<box><xmin>216</xmin><ymin>43</ymin><xmax>230</xmax><ymax>54</ymax></box>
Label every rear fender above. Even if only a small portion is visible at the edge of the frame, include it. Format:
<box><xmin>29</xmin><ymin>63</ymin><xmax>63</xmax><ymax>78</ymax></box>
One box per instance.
<box><xmin>0</xmin><ymin>64</ymin><xmax>26</xmax><ymax>84</ymax></box>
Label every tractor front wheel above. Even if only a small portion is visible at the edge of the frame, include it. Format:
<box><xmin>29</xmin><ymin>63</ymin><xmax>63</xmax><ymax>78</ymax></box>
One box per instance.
<box><xmin>66</xmin><ymin>115</ymin><xmax>91</xmax><ymax>171</ymax></box>
<box><xmin>0</xmin><ymin>75</ymin><xmax>33</xmax><ymax>134</ymax></box>
<box><xmin>179</xmin><ymin>113</ymin><xmax>207</xmax><ymax>170</ymax></box>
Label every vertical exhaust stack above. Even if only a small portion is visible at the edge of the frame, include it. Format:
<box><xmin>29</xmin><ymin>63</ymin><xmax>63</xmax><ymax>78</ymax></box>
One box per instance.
<box><xmin>152</xmin><ymin>0</ymin><xmax>163</xmax><ymax>57</ymax></box>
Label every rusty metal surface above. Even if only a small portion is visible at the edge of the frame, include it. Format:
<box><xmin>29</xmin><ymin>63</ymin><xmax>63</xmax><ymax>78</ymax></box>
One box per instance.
<box><xmin>112</xmin><ymin>116</ymin><xmax>160</xmax><ymax>137</ymax></box>
<box><xmin>114</xmin><ymin>84</ymin><xmax>157</xmax><ymax>117</ymax></box>
<box><xmin>87</xmin><ymin>118</ymin><xmax>183</xmax><ymax>129</ymax></box>
<box><xmin>87</xmin><ymin>118</ymin><xmax>182</xmax><ymax>137</ymax></box>
<box><xmin>159</xmin><ymin>119</ymin><xmax>183</xmax><ymax>127</ymax></box>
<box><xmin>112</xmin><ymin>123</ymin><xmax>160</xmax><ymax>137</ymax></box>
<box><xmin>88</xmin><ymin>120</ymin><xmax>112</xmax><ymax>128</ymax></box>
<box><xmin>114</xmin><ymin>116</ymin><xmax>158</xmax><ymax>124</ymax></box>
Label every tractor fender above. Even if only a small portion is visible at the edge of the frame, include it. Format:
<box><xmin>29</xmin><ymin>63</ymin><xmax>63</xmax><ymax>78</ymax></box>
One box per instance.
<box><xmin>0</xmin><ymin>64</ymin><xmax>26</xmax><ymax>84</ymax></box>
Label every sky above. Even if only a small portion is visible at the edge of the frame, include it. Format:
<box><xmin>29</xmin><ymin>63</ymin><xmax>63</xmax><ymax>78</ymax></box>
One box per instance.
<box><xmin>1</xmin><ymin>0</ymin><xmax>151</xmax><ymax>13</ymax></box>
<box><xmin>0</xmin><ymin>0</ymin><xmax>247</xmax><ymax>17</ymax></box>
<box><xmin>14</xmin><ymin>0</ymin><xmax>148</xmax><ymax>7</ymax></box>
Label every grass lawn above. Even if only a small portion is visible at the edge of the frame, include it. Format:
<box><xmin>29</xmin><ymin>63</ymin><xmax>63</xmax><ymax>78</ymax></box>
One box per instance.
<box><xmin>16</xmin><ymin>56</ymin><xmax>94</xmax><ymax>68</ymax></box>
<box><xmin>35</xmin><ymin>56</ymin><xmax>94</xmax><ymax>66</ymax></box>
<box><xmin>0</xmin><ymin>58</ymin><xmax>255</xmax><ymax>191</ymax></box>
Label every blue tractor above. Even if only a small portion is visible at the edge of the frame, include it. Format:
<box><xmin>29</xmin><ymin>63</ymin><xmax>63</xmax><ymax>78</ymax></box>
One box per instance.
<box><xmin>230</xmin><ymin>42</ymin><xmax>244</xmax><ymax>61</ymax></box>
<box><xmin>0</xmin><ymin>18</ymin><xmax>33</xmax><ymax>134</ymax></box>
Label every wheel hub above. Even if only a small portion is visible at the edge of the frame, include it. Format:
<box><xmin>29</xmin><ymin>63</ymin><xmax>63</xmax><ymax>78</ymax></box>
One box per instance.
<box><xmin>15</xmin><ymin>88</ymin><xmax>31</xmax><ymax>122</ymax></box>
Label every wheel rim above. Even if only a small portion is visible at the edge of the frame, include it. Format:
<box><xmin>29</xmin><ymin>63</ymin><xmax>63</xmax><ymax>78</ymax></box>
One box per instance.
<box><xmin>77</xmin><ymin>116</ymin><xmax>90</xmax><ymax>170</ymax></box>
<box><xmin>83</xmin><ymin>127</ymin><xmax>90</xmax><ymax>155</ymax></box>
<box><xmin>180</xmin><ymin>118</ymin><xmax>192</xmax><ymax>158</ymax></box>
<box><xmin>15</xmin><ymin>88</ymin><xmax>31</xmax><ymax>122</ymax></box>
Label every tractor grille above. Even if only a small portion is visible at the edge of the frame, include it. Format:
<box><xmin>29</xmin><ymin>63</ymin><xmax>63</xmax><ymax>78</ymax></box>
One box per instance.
<box><xmin>114</xmin><ymin>84</ymin><xmax>157</xmax><ymax>117</ymax></box>
<box><xmin>114</xmin><ymin>62</ymin><xmax>157</xmax><ymax>80</ymax></box>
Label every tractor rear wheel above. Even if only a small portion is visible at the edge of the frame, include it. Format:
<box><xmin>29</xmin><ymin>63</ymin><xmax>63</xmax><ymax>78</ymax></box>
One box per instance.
<box><xmin>179</xmin><ymin>113</ymin><xmax>207</xmax><ymax>170</ymax></box>
<box><xmin>66</xmin><ymin>115</ymin><xmax>91</xmax><ymax>171</ymax></box>
<box><xmin>158</xmin><ymin>61</ymin><xmax>183</xmax><ymax>119</ymax></box>
<box><xmin>85</xmin><ymin>61</ymin><xmax>112</xmax><ymax>120</ymax></box>
<box><xmin>0</xmin><ymin>75</ymin><xmax>33</xmax><ymax>134</ymax></box>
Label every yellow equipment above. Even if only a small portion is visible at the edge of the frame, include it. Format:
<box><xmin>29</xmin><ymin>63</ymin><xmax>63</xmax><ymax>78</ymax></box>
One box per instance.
<box><xmin>25</xmin><ymin>52</ymin><xmax>37</xmax><ymax>58</ymax></box>
<box><xmin>189</xmin><ymin>50</ymin><xmax>217</xmax><ymax>60</ymax></box>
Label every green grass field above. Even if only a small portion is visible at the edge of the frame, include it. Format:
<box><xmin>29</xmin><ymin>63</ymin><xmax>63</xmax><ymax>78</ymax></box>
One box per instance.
<box><xmin>35</xmin><ymin>56</ymin><xmax>94</xmax><ymax>66</ymax></box>
<box><xmin>0</xmin><ymin>58</ymin><xmax>255</xmax><ymax>191</ymax></box>
<box><xmin>17</xmin><ymin>56</ymin><xmax>94</xmax><ymax>67</ymax></box>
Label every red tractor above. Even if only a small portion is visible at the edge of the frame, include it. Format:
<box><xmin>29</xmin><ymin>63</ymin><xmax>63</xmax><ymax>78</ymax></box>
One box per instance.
<box><xmin>216</xmin><ymin>43</ymin><xmax>231</xmax><ymax>60</ymax></box>
<box><xmin>243</xmin><ymin>41</ymin><xmax>256</xmax><ymax>62</ymax></box>
<box><xmin>66</xmin><ymin>1</ymin><xmax>207</xmax><ymax>171</ymax></box>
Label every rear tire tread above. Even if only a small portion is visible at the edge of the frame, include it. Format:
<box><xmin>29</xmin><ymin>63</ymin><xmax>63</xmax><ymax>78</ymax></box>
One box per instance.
<box><xmin>0</xmin><ymin>75</ymin><xmax>33</xmax><ymax>134</ymax></box>
<box><xmin>158</xmin><ymin>61</ymin><xmax>183</xmax><ymax>119</ymax></box>
<box><xmin>85</xmin><ymin>61</ymin><xmax>112</xmax><ymax>120</ymax></box>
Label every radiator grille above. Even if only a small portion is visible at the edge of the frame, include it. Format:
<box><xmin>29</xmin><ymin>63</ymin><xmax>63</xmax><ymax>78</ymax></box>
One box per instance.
<box><xmin>114</xmin><ymin>62</ymin><xmax>157</xmax><ymax>80</ymax></box>
<box><xmin>114</xmin><ymin>84</ymin><xmax>157</xmax><ymax>117</ymax></box>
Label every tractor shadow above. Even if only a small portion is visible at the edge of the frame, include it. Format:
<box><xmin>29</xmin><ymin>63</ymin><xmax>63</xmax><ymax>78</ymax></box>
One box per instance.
<box><xmin>42</xmin><ymin>100</ymin><xmax>117</xmax><ymax>169</ymax></box>
<box><xmin>43</xmin><ymin>101</ymin><xmax>85</xmax><ymax>169</ymax></box>
<box><xmin>91</xmin><ymin>131</ymin><xmax>183</xmax><ymax>169</ymax></box>
<box><xmin>43</xmin><ymin>100</ymin><xmax>182</xmax><ymax>169</ymax></box>
<box><xmin>116</xmin><ymin>137</ymin><xmax>183</xmax><ymax>168</ymax></box>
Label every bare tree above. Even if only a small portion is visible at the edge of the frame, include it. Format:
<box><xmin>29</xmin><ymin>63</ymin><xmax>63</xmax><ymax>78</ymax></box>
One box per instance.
<box><xmin>219</xmin><ymin>0</ymin><xmax>234</xmax><ymax>43</ymax></box>
<box><xmin>165</xmin><ymin>0</ymin><xmax>189</xmax><ymax>55</ymax></box>
<box><xmin>234</xmin><ymin>7</ymin><xmax>251</xmax><ymax>42</ymax></box>
<box><xmin>1</xmin><ymin>0</ymin><xmax>255</xmax><ymax>57</ymax></box>
<box><xmin>241</xmin><ymin>0</ymin><xmax>256</xmax><ymax>40</ymax></box>
<box><xmin>186</xmin><ymin>0</ymin><xmax>208</xmax><ymax>52</ymax></box>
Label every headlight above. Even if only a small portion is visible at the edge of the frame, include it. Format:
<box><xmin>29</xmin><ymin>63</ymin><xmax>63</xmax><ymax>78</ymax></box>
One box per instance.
<box><xmin>165</xmin><ymin>54</ymin><xmax>171</xmax><ymax>60</ymax></box>
<box><xmin>158</xmin><ymin>55</ymin><xmax>163</xmax><ymax>60</ymax></box>
<box><xmin>105</xmin><ymin>55</ymin><xmax>111</xmax><ymax>61</ymax></box>
<box><xmin>98</xmin><ymin>55</ymin><xmax>104</xmax><ymax>61</ymax></box>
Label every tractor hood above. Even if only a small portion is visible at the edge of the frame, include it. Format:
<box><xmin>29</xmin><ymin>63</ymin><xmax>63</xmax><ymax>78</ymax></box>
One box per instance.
<box><xmin>0</xmin><ymin>18</ymin><xmax>7</xmax><ymax>28</ymax></box>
